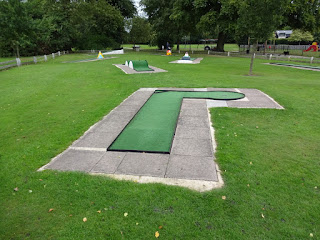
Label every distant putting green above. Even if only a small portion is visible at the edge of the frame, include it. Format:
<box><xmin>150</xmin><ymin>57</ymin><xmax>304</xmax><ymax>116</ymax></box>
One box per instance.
<box><xmin>108</xmin><ymin>90</ymin><xmax>245</xmax><ymax>153</ymax></box>
<box><xmin>270</xmin><ymin>62</ymin><xmax>320</xmax><ymax>70</ymax></box>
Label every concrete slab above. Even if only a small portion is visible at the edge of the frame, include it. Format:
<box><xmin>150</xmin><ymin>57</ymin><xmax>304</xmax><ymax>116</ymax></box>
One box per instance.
<box><xmin>166</xmin><ymin>155</ymin><xmax>218</xmax><ymax>181</ymax></box>
<box><xmin>174</xmin><ymin>126</ymin><xmax>212</xmax><ymax>140</ymax></box>
<box><xmin>91</xmin><ymin>151</ymin><xmax>127</xmax><ymax>174</ymax></box>
<box><xmin>115</xmin><ymin>152</ymin><xmax>169</xmax><ymax>177</ymax></box>
<box><xmin>113</xmin><ymin>64</ymin><xmax>167</xmax><ymax>74</ymax></box>
<box><xmin>179</xmin><ymin>108</ymin><xmax>209</xmax><ymax>117</ymax></box>
<box><xmin>169</xmin><ymin>58</ymin><xmax>203</xmax><ymax>64</ymax></box>
<box><xmin>72</xmin><ymin>131</ymin><xmax>119</xmax><ymax>148</ymax></box>
<box><xmin>45</xmin><ymin>149</ymin><xmax>105</xmax><ymax>172</ymax></box>
<box><xmin>177</xmin><ymin>115</ymin><xmax>210</xmax><ymax>128</ymax></box>
<box><xmin>171</xmin><ymin>138</ymin><xmax>213</xmax><ymax>157</ymax></box>
<box><xmin>207</xmin><ymin>100</ymin><xmax>228</xmax><ymax>108</ymax></box>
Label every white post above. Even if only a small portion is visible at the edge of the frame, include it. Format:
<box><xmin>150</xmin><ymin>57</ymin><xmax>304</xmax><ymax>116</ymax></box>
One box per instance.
<box><xmin>179</xmin><ymin>50</ymin><xmax>180</xmax><ymax>54</ymax></box>
<box><xmin>288</xmin><ymin>56</ymin><xmax>291</xmax><ymax>61</ymax></box>
<box><xmin>208</xmin><ymin>50</ymin><xmax>210</xmax><ymax>55</ymax></box>
<box><xmin>192</xmin><ymin>50</ymin><xmax>194</xmax><ymax>54</ymax></box>
<box><xmin>269</xmin><ymin>54</ymin><xmax>272</xmax><ymax>60</ymax></box>
<box><xmin>310</xmin><ymin>57</ymin><xmax>314</xmax><ymax>64</ymax></box>
<box><xmin>33</xmin><ymin>56</ymin><xmax>37</xmax><ymax>64</ymax></box>
<box><xmin>52</xmin><ymin>53</ymin><xmax>55</xmax><ymax>59</ymax></box>
<box><xmin>16</xmin><ymin>58</ymin><xmax>21</xmax><ymax>67</ymax></box>
<box><xmin>44</xmin><ymin>55</ymin><xmax>47</xmax><ymax>61</ymax></box>
<box><xmin>253</xmin><ymin>53</ymin><xmax>256</xmax><ymax>58</ymax></box>
<box><xmin>63</xmin><ymin>51</ymin><xmax>65</xmax><ymax>54</ymax></box>
<box><xmin>58</xmin><ymin>51</ymin><xmax>61</xmax><ymax>56</ymax></box>
<box><xmin>227</xmin><ymin>52</ymin><xmax>230</xmax><ymax>57</ymax></box>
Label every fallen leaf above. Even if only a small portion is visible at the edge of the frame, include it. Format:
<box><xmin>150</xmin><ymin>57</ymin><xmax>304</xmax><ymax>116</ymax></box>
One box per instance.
<box><xmin>261</xmin><ymin>213</ymin><xmax>265</xmax><ymax>218</ymax></box>
<box><xmin>155</xmin><ymin>231</ymin><xmax>160</xmax><ymax>238</ymax></box>
<box><xmin>48</xmin><ymin>208</ymin><xmax>54</xmax><ymax>212</ymax></box>
<box><xmin>39</xmin><ymin>179</ymin><xmax>43</xmax><ymax>181</ymax></box>
<box><xmin>124</xmin><ymin>212</ymin><xmax>128</xmax><ymax>217</ymax></box>
<box><xmin>83</xmin><ymin>217</ymin><xmax>87</xmax><ymax>222</ymax></box>
<box><xmin>14</xmin><ymin>187</ymin><xmax>19</xmax><ymax>192</ymax></box>
<box><xmin>158</xmin><ymin>226</ymin><xmax>163</xmax><ymax>229</ymax></box>
<box><xmin>256</xmin><ymin>126</ymin><xmax>259</xmax><ymax>129</ymax></box>
<box><xmin>69</xmin><ymin>214</ymin><xmax>73</xmax><ymax>217</ymax></box>
<box><xmin>222</xmin><ymin>196</ymin><xmax>226</xmax><ymax>200</ymax></box>
<box><xmin>97</xmin><ymin>210</ymin><xmax>101</xmax><ymax>214</ymax></box>
<box><xmin>247</xmin><ymin>184</ymin><xmax>250</xmax><ymax>187</ymax></box>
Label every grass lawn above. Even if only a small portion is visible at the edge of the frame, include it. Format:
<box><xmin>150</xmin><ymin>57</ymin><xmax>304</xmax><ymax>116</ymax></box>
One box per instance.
<box><xmin>0</xmin><ymin>52</ymin><xmax>319</xmax><ymax>239</ymax></box>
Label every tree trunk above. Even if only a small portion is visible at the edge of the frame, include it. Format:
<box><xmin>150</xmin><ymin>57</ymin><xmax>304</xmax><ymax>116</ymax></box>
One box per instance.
<box><xmin>249</xmin><ymin>53</ymin><xmax>254</xmax><ymax>76</ymax></box>
<box><xmin>247</xmin><ymin>37</ymin><xmax>250</xmax><ymax>52</ymax></box>
<box><xmin>177</xmin><ymin>40</ymin><xmax>180</xmax><ymax>51</ymax></box>
<box><xmin>16</xmin><ymin>44</ymin><xmax>20</xmax><ymax>58</ymax></box>
<box><xmin>216</xmin><ymin>32</ymin><xmax>226</xmax><ymax>52</ymax></box>
<box><xmin>264</xmin><ymin>40</ymin><xmax>267</xmax><ymax>55</ymax></box>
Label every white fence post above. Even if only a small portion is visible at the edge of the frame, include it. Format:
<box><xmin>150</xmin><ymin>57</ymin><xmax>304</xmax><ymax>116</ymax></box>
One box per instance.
<box><xmin>208</xmin><ymin>50</ymin><xmax>210</xmax><ymax>55</ymax></box>
<box><xmin>16</xmin><ymin>58</ymin><xmax>21</xmax><ymax>67</ymax></box>
<box><xmin>288</xmin><ymin>56</ymin><xmax>291</xmax><ymax>61</ymax></box>
<box><xmin>269</xmin><ymin>54</ymin><xmax>272</xmax><ymax>60</ymax></box>
<box><xmin>310</xmin><ymin>57</ymin><xmax>314</xmax><ymax>64</ymax></box>
<box><xmin>58</xmin><ymin>51</ymin><xmax>61</xmax><ymax>56</ymax></box>
<box><xmin>227</xmin><ymin>52</ymin><xmax>230</xmax><ymax>57</ymax></box>
<box><xmin>52</xmin><ymin>53</ymin><xmax>55</xmax><ymax>59</ymax></box>
<box><xmin>44</xmin><ymin>55</ymin><xmax>47</xmax><ymax>61</ymax></box>
<box><xmin>33</xmin><ymin>56</ymin><xmax>37</xmax><ymax>64</ymax></box>
<box><xmin>253</xmin><ymin>53</ymin><xmax>256</xmax><ymax>58</ymax></box>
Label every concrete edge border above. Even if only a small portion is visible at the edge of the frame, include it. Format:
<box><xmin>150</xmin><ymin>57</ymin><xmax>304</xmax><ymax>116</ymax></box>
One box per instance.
<box><xmin>263</xmin><ymin>63</ymin><xmax>320</xmax><ymax>72</ymax></box>
<box><xmin>90</xmin><ymin>163</ymin><xmax>224</xmax><ymax>192</ymax></box>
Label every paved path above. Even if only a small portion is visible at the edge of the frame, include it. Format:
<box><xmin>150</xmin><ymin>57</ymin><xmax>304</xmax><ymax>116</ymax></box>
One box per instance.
<box><xmin>39</xmin><ymin>88</ymin><xmax>283</xmax><ymax>191</ymax></box>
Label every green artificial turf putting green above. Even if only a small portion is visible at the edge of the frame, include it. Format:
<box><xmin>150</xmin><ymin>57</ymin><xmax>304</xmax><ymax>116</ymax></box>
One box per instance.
<box><xmin>270</xmin><ymin>62</ymin><xmax>320</xmax><ymax>70</ymax></box>
<box><xmin>108</xmin><ymin>90</ymin><xmax>245</xmax><ymax>153</ymax></box>
<box><xmin>132</xmin><ymin>60</ymin><xmax>154</xmax><ymax>71</ymax></box>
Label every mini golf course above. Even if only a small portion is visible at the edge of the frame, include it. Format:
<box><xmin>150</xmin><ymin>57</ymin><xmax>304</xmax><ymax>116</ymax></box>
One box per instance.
<box><xmin>108</xmin><ymin>90</ymin><xmax>245</xmax><ymax>153</ymax></box>
<box><xmin>269</xmin><ymin>62</ymin><xmax>320</xmax><ymax>71</ymax></box>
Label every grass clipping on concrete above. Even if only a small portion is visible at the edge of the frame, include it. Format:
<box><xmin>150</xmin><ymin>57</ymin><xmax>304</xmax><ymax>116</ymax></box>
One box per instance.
<box><xmin>108</xmin><ymin>90</ymin><xmax>245</xmax><ymax>153</ymax></box>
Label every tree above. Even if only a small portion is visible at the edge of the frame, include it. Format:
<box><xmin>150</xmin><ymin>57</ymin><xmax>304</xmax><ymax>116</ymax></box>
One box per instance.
<box><xmin>0</xmin><ymin>0</ymin><xmax>33</xmax><ymax>57</ymax></box>
<box><xmin>288</xmin><ymin>29</ymin><xmax>314</xmax><ymax>44</ymax></box>
<box><xmin>194</xmin><ymin>0</ymin><xmax>240</xmax><ymax>52</ymax></box>
<box><xmin>141</xmin><ymin>0</ymin><xmax>196</xmax><ymax>50</ymax></box>
<box><xmin>129</xmin><ymin>17</ymin><xmax>151</xmax><ymax>46</ymax></box>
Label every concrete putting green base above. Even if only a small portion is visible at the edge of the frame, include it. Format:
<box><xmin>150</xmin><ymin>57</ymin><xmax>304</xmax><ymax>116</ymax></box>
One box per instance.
<box><xmin>113</xmin><ymin>64</ymin><xmax>167</xmax><ymax>74</ymax></box>
<box><xmin>169</xmin><ymin>58</ymin><xmax>203</xmax><ymax>64</ymax></box>
<box><xmin>39</xmin><ymin>88</ymin><xmax>284</xmax><ymax>192</ymax></box>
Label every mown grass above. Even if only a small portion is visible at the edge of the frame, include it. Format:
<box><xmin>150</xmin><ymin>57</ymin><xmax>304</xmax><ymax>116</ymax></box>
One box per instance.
<box><xmin>0</xmin><ymin>52</ymin><xmax>319</xmax><ymax>239</ymax></box>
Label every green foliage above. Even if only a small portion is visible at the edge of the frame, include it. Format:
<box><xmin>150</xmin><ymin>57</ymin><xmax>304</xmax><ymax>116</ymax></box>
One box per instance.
<box><xmin>129</xmin><ymin>17</ymin><xmax>151</xmax><ymax>45</ymax></box>
<box><xmin>0</xmin><ymin>0</ymin><xmax>135</xmax><ymax>57</ymax></box>
<box><xmin>288</xmin><ymin>29</ymin><xmax>314</xmax><ymax>42</ymax></box>
<box><xmin>0</xmin><ymin>0</ymin><xmax>33</xmax><ymax>57</ymax></box>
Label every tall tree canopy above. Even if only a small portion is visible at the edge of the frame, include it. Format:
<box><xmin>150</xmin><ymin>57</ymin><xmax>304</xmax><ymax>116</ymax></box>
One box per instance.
<box><xmin>0</xmin><ymin>0</ymin><xmax>136</xmax><ymax>56</ymax></box>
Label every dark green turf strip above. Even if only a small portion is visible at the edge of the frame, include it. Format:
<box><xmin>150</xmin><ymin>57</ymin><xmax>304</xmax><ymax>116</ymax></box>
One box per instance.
<box><xmin>270</xmin><ymin>62</ymin><xmax>320</xmax><ymax>70</ymax></box>
<box><xmin>108</xmin><ymin>91</ymin><xmax>245</xmax><ymax>153</ymax></box>
<box><xmin>132</xmin><ymin>60</ymin><xmax>154</xmax><ymax>71</ymax></box>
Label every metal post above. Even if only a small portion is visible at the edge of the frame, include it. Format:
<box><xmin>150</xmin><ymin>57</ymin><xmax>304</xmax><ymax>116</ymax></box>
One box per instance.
<box><xmin>16</xmin><ymin>58</ymin><xmax>21</xmax><ymax>67</ymax></box>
